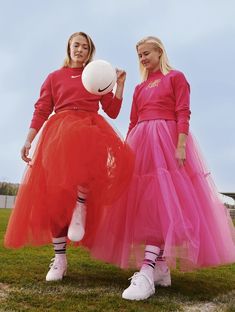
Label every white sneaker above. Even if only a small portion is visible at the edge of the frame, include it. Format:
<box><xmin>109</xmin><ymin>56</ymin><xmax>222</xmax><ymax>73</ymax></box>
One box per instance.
<box><xmin>122</xmin><ymin>272</ymin><xmax>155</xmax><ymax>300</ymax></box>
<box><xmin>68</xmin><ymin>204</ymin><xmax>86</xmax><ymax>242</ymax></box>
<box><xmin>154</xmin><ymin>266</ymin><xmax>171</xmax><ymax>287</ymax></box>
<box><xmin>46</xmin><ymin>256</ymin><xmax>67</xmax><ymax>282</ymax></box>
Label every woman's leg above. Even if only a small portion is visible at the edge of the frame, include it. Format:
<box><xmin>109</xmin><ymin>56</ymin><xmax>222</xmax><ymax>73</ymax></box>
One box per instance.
<box><xmin>68</xmin><ymin>186</ymin><xmax>88</xmax><ymax>242</ymax></box>
<box><xmin>46</xmin><ymin>226</ymin><xmax>68</xmax><ymax>282</ymax></box>
<box><xmin>140</xmin><ymin>245</ymin><xmax>160</xmax><ymax>279</ymax></box>
<box><xmin>154</xmin><ymin>246</ymin><xmax>171</xmax><ymax>287</ymax></box>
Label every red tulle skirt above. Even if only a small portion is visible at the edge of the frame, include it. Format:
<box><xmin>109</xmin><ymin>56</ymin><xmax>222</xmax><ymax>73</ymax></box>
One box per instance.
<box><xmin>4</xmin><ymin>111</ymin><xmax>133</xmax><ymax>248</ymax></box>
<box><xmin>90</xmin><ymin>120</ymin><xmax>235</xmax><ymax>271</ymax></box>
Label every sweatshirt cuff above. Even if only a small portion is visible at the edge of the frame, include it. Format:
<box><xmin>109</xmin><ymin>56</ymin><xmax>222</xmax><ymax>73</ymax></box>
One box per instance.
<box><xmin>113</xmin><ymin>96</ymin><xmax>122</xmax><ymax>106</ymax></box>
<box><xmin>29</xmin><ymin>120</ymin><xmax>43</xmax><ymax>132</ymax></box>
<box><xmin>177</xmin><ymin>122</ymin><xmax>189</xmax><ymax>135</ymax></box>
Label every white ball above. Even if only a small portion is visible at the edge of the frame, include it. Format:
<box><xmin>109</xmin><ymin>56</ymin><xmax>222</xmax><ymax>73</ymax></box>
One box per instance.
<box><xmin>82</xmin><ymin>60</ymin><xmax>117</xmax><ymax>95</ymax></box>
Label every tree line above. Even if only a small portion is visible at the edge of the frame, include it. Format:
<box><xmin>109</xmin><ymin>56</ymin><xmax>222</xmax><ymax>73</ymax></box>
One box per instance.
<box><xmin>0</xmin><ymin>182</ymin><xmax>19</xmax><ymax>195</ymax></box>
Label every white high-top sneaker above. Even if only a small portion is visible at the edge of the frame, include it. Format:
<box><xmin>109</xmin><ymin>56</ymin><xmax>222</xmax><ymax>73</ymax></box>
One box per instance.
<box><xmin>122</xmin><ymin>271</ymin><xmax>155</xmax><ymax>300</ymax></box>
<box><xmin>68</xmin><ymin>203</ymin><xmax>86</xmax><ymax>242</ymax></box>
<box><xmin>154</xmin><ymin>266</ymin><xmax>171</xmax><ymax>287</ymax></box>
<box><xmin>46</xmin><ymin>255</ymin><xmax>67</xmax><ymax>282</ymax></box>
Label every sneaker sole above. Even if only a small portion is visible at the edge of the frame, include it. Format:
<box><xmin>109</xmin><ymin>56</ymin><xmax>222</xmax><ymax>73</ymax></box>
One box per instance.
<box><xmin>122</xmin><ymin>290</ymin><xmax>155</xmax><ymax>300</ymax></box>
<box><xmin>46</xmin><ymin>270</ymin><xmax>67</xmax><ymax>282</ymax></box>
<box><xmin>154</xmin><ymin>282</ymin><xmax>171</xmax><ymax>287</ymax></box>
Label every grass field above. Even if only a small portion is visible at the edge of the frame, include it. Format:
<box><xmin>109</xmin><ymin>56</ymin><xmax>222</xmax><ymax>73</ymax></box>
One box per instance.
<box><xmin>0</xmin><ymin>209</ymin><xmax>235</xmax><ymax>312</ymax></box>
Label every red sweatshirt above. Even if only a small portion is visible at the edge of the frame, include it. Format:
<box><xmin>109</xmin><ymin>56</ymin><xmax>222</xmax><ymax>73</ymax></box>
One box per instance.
<box><xmin>30</xmin><ymin>67</ymin><xmax>122</xmax><ymax>131</ymax></box>
<box><xmin>128</xmin><ymin>69</ymin><xmax>191</xmax><ymax>135</ymax></box>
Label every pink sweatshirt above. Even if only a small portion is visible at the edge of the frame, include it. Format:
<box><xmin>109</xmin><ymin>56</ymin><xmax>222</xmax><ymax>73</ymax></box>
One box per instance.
<box><xmin>30</xmin><ymin>67</ymin><xmax>122</xmax><ymax>131</ymax></box>
<box><xmin>128</xmin><ymin>69</ymin><xmax>191</xmax><ymax>135</ymax></box>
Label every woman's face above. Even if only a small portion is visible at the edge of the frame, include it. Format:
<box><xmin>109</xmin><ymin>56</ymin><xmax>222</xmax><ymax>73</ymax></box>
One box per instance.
<box><xmin>137</xmin><ymin>43</ymin><xmax>162</xmax><ymax>73</ymax></box>
<box><xmin>69</xmin><ymin>34</ymin><xmax>90</xmax><ymax>67</ymax></box>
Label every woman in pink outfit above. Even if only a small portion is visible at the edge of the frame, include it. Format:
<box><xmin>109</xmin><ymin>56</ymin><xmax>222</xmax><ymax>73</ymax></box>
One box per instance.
<box><xmin>92</xmin><ymin>36</ymin><xmax>235</xmax><ymax>300</ymax></box>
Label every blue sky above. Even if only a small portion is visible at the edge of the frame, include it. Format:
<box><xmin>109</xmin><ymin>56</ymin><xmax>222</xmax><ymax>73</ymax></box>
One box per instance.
<box><xmin>0</xmin><ymin>0</ymin><xmax>234</xmax><ymax>193</ymax></box>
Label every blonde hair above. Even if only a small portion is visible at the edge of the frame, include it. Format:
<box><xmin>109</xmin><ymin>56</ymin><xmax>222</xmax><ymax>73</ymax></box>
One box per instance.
<box><xmin>136</xmin><ymin>36</ymin><xmax>173</xmax><ymax>81</ymax></box>
<box><xmin>63</xmin><ymin>32</ymin><xmax>96</xmax><ymax>67</ymax></box>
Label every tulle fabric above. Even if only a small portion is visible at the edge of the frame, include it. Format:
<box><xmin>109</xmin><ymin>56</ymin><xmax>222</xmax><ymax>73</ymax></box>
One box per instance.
<box><xmin>91</xmin><ymin>120</ymin><xmax>235</xmax><ymax>271</ymax></box>
<box><xmin>4</xmin><ymin>111</ymin><xmax>133</xmax><ymax>248</ymax></box>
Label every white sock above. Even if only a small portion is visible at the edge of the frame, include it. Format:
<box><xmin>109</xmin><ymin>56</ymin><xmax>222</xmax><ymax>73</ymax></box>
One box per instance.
<box><xmin>52</xmin><ymin>237</ymin><xmax>67</xmax><ymax>259</ymax></box>
<box><xmin>156</xmin><ymin>248</ymin><xmax>168</xmax><ymax>273</ymax></box>
<box><xmin>76</xmin><ymin>186</ymin><xmax>88</xmax><ymax>213</ymax></box>
<box><xmin>77</xmin><ymin>186</ymin><xmax>88</xmax><ymax>203</ymax></box>
<box><xmin>140</xmin><ymin>245</ymin><xmax>160</xmax><ymax>280</ymax></box>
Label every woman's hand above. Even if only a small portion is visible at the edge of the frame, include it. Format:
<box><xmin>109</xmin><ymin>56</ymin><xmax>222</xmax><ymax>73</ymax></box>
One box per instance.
<box><xmin>116</xmin><ymin>69</ymin><xmax>126</xmax><ymax>86</ymax></box>
<box><xmin>21</xmin><ymin>128</ymin><xmax>37</xmax><ymax>163</ymax></box>
<box><xmin>176</xmin><ymin>133</ymin><xmax>187</xmax><ymax>167</ymax></box>
<box><xmin>21</xmin><ymin>141</ymin><xmax>32</xmax><ymax>163</ymax></box>
<box><xmin>175</xmin><ymin>146</ymin><xmax>186</xmax><ymax>167</ymax></box>
<box><xmin>115</xmin><ymin>69</ymin><xmax>126</xmax><ymax>99</ymax></box>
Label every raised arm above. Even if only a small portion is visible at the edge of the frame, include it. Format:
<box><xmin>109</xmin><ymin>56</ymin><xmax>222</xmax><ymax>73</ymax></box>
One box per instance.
<box><xmin>100</xmin><ymin>69</ymin><xmax>126</xmax><ymax>119</ymax></box>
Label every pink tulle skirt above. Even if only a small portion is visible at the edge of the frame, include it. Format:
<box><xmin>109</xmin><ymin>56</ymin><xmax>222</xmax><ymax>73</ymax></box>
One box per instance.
<box><xmin>91</xmin><ymin>120</ymin><xmax>235</xmax><ymax>271</ymax></box>
<box><xmin>4</xmin><ymin>111</ymin><xmax>134</xmax><ymax>249</ymax></box>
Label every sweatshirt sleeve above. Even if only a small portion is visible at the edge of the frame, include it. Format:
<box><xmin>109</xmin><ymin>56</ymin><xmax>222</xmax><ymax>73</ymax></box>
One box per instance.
<box><xmin>173</xmin><ymin>72</ymin><xmax>191</xmax><ymax>135</ymax></box>
<box><xmin>30</xmin><ymin>74</ymin><xmax>54</xmax><ymax>131</ymax></box>
<box><xmin>100</xmin><ymin>91</ymin><xmax>122</xmax><ymax>119</ymax></box>
<box><xmin>126</xmin><ymin>87</ymin><xmax>139</xmax><ymax>137</ymax></box>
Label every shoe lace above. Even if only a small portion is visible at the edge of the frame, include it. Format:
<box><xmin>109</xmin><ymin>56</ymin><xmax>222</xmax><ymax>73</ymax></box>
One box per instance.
<box><xmin>48</xmin><ymin>257</ymin><xmax>56</xmax><ymax>269</ymax></box>
<box><xmin>128</xmin><ymin>271</ymin><xmax>153</xmax><ymax>286</ymax></box>
<box><xmin>128</xmin><ymin>272</ymin><xmax>139</xmax><ymax>280</ymax></box>
<box><xmin>128</xmin><ymin>272</ymin><xmax>142</xmax><ymax>284</ymax></box>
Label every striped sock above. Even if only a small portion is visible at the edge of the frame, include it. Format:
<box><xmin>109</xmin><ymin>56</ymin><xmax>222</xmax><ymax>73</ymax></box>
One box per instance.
<box><xmin>77</xmin><ymin>187</ymin><xmax>88</xmax><ymax>206</ymax></box>
<box><xmin>52</xmin><ymin>237</ymin><xmax>67</xmax><ymax>257</ymax></box>
<box><xmin>156</xmin><ymin>248</ymin><xmax>168</xmax><ymax>273</ymax></box>
<box><xmin>157</xmin><ymin>249</ymin><xmax>164</xmax><ymax>262</ymax></box>
<box><xmin>77</xmin><ymin>195</ymin><xmax>86</xmax><ymax>205</ymax></box>
<box><xmin>140</xmin><ymin>245</ymin><xmax>160</xmax><ymax>280</ymax></box>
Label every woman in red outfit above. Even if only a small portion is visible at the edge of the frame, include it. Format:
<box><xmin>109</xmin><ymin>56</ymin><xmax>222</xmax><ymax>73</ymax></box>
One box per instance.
<box><xmin>4</xmin><ymin>32</ymin><xmax>133</xmax><ymax>281</ymax></box>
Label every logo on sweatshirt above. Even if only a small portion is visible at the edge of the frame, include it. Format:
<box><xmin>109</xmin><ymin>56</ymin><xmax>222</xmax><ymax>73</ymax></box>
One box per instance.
<box><xmin>71</xmin><ymin>75</ymin><xmax>81</xmax><ymax>79</ymax></box>
<box><xmin>147</xmin><ymin>78</ymin><xmax>161</xmax><ymax>88</ymax></box>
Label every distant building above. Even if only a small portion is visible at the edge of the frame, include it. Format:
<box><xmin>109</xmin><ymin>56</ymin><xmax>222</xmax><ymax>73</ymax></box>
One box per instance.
<box><xmin>0</xmin><ymin>195</ymin><xmax>16</xmax><ymax>208</ymax></box>
<box><xmin>1</xmin><ymin>193</ymin><xmax>235</xmax><ymax>219</ymax></box>
<box><xmin>220</xmin><ymin>192</ymin><xmax>235</xmax><ymax>219</ymax></box>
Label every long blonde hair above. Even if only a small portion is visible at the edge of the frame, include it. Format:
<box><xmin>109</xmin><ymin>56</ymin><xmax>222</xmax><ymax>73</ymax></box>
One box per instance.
<box><xmin>136</xmin><ymin>36</ymin><xmax>173</xmax><ymax>81</ymax></box>
<box><xmin>63</xmin><ymin>32</ymin><xmax>96</xmax><ymax>67</ymax></box>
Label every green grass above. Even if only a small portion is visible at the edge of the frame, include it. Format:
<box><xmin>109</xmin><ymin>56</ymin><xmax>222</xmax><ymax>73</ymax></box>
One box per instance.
<box><xmin>0</xmin><ymin>209</ymin><xmax>235</xmax><ymax>312</ymax></box>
